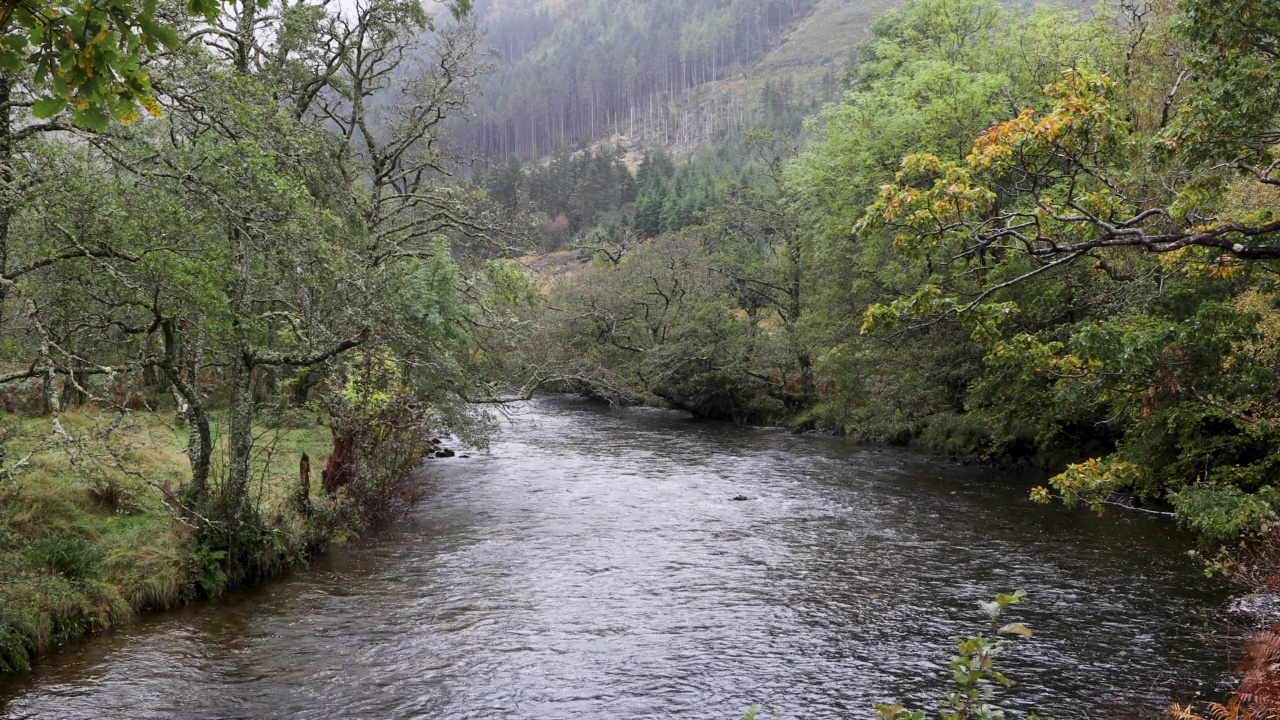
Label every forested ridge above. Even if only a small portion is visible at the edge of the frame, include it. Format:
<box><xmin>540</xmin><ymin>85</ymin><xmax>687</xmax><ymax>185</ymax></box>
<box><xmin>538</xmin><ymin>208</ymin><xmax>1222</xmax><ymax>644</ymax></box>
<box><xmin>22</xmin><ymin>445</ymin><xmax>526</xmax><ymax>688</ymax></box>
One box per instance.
<box><xmin>455</xmin><ymin>0</ymin><xmax>856</xmax><ymax>161</ymax></box>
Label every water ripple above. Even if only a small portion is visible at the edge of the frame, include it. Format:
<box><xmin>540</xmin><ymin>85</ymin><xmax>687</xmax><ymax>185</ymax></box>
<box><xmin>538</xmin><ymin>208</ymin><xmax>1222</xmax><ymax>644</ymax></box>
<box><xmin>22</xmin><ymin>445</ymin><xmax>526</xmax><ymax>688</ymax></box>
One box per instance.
<box><xmin>0</xmin><ymin>396</ymin><xmax>1228</xmax><ymax>719</ymax></box>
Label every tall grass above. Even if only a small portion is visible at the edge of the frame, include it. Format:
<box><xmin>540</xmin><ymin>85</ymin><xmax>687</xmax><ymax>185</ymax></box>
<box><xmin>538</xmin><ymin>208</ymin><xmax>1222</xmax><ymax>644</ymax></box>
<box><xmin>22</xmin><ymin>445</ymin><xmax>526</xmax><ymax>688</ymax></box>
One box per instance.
<box><xmin>0</xmin><ymin>410</ymin><xmax>334</xmax><ymax>672</ymax></box>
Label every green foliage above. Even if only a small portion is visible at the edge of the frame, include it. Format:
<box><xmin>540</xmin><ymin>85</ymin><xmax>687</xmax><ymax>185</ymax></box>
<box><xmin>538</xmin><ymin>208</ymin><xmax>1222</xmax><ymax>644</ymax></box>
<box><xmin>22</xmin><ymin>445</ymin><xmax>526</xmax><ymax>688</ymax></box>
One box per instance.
<box><xmin>875</xmin><ymin>591</ymin><xmax>1049</xmax><ymax>720</ymax></box>
<box><xmin>10</xmin><ymin>0</ymin><xmax>195</xmax><ymax>126</ymax></box>
<box><xmin>0</xmin><ymin>0</ymin><xmax>501</xmax><ymax>672</ymax></box>
<box><xmin>193</xmin><ymin>548</ymin><xmax>229</xmax><ymax>598</ymax></box>
<box><xmin>525</xmin><ymin>132</ymin><xmax>818</xmax><ymax>425</ymax></box>
<box><xmin>753</xmin><ymin>0</ymin><xmax>1280</xmax><ymax>548</ymax></box>
<box><xmin>538</xmin><ymin>231</ymin><xmax>785</xmax><ymax>421</ymax></box>
<box><xmin>482</xmin><ymin>145</ymin><xmax>637</xmax><ymax>248</ymax></box>
<box><xmin>774</xmin><ymin>0</ymin><xmax>1113</xmax><ymax>452</ymax></box>
<box><xmin>24</xmin><ymin>536</ymin><xmax>105</xmax><ymax>581</ymax></box>
<box><xmin>1172</xmin><ymin>485</ymin><xmax>1280</xmax><ymax>543</ymax></box>
<box><xmin>1173</xmin><ymin>0</ymin><xmax>1280</xmax><ymax>159</ymax></box>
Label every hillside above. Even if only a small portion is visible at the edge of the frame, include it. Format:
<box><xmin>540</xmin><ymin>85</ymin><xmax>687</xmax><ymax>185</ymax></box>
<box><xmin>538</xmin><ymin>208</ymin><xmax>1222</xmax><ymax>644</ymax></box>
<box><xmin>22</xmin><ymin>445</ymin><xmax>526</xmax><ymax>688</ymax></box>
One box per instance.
<box><xmin>458</xmin><ymin>0</ymin><xmax>1099</xmax><ymax>163</ymax></box>
<box><xmin>753</xmin><ymin>0</ymin><xmax>895</xmax><ymax>82</ymax></box>
<box><xmin>459</xmin><ymin>0</ymin><xmax>851</xmax><ymax>161</ymax></box>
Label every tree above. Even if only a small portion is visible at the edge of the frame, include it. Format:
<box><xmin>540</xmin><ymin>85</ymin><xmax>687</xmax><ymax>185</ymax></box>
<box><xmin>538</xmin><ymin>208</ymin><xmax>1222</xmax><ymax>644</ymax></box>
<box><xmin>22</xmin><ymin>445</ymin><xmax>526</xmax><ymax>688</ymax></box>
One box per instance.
<box><xmin>782</xmin><ymin>0</ymin><xmax>1112</xmax><ymax>443</ymax></box>
<box><xmin>11</xmin><ymin>0</ymin><xmax>201</xmax><ymax>126</ymax></box>
<box><xmin>0</xmin><ymin>0</ymin><xmax>493</xmax><ymax>579</ymax></box>
<box><xmin>698</xmin><ymin>130</ymin><xmax>815</xmax><ymax>407</ymax></box>
<box><xmin>542</xmin><ymin>231</ymin><xmax>779</xmax><ymax>422</ymax></box>
<box><xmin>847</xmin><ymin>0</ymin><xmax>1280</xmax><ymax>535</ymax></box>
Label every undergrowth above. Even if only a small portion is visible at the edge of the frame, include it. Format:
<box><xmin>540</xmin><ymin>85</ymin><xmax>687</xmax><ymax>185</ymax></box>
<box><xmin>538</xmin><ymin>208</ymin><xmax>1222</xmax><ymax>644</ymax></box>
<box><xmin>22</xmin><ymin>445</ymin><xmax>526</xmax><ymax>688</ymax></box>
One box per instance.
<box><xmin>0</xmin><ymin>410</ymin><xmax>334</xmax><ymax>672</ymax></box>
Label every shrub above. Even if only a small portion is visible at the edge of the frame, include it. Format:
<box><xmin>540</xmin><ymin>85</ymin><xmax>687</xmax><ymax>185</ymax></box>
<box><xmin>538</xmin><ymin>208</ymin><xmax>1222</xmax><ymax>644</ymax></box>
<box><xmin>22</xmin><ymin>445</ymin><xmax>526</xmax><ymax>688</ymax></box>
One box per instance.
<box><xmin>24</xmin><ymin>536</ymin><xmax>104</xmax><ymax>581</ymax></box>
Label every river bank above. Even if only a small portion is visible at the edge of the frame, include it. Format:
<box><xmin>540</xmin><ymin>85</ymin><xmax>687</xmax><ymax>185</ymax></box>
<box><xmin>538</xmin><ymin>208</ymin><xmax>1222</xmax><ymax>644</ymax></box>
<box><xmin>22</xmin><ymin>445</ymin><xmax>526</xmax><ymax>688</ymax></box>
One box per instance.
<box><xmin>0</xmin><ymin>397</ymin><xmax>1231</xmax><ymax>719</ymax></box>
<box><xmin>0</xmin><ymin>411</ymin><xmax>340</xmax><ymax>673</ymax></box>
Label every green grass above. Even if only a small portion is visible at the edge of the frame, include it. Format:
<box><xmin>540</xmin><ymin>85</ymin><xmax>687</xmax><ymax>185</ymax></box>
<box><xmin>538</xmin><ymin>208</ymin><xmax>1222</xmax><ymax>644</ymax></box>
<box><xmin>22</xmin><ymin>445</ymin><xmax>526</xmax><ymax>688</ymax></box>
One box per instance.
<box><xmin>0</xmin><ymin>409</ymin><xmax>334</xmax><ymax>672</ymax></box>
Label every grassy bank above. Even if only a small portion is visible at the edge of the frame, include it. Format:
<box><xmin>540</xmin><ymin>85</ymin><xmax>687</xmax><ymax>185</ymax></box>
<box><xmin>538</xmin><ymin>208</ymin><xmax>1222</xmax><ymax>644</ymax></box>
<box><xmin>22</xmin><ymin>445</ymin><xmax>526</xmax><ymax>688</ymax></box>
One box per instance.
<box><xmin>0</xmin><ymin>410</ymin><xmax>334</xmax><ymax>672</ymax></box>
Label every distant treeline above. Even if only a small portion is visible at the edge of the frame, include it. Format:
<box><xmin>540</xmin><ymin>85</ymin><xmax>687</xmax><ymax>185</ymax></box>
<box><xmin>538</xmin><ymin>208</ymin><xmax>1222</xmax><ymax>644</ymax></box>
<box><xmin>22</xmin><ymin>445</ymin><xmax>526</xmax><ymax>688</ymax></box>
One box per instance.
<box><xmin>458</xmin><ymin>0</ymin><xmax>823</xmax><ymax>160</ymax></box>
<box><xmin>481</xmin><ymin>144</ymin><xmax>754</xmax><ymax>251</ymax></box>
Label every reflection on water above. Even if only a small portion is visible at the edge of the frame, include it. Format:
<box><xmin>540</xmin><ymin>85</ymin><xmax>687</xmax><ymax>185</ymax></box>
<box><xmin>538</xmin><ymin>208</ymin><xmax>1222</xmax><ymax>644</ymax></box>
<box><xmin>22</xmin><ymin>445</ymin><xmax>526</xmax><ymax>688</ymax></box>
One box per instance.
<box><xmin>0</xmin><ymin>396</ymin><xmax>1227</xmax><ymax>719</ymax></box>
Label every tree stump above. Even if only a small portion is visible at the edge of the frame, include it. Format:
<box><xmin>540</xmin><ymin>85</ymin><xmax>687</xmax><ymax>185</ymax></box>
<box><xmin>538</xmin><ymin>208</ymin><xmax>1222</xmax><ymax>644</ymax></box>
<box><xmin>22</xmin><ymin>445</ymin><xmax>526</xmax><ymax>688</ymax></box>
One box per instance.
<box><xmin>298</xmin><ymin>452</ymin><xmax>312</xmax><ymax>514</ymax></box>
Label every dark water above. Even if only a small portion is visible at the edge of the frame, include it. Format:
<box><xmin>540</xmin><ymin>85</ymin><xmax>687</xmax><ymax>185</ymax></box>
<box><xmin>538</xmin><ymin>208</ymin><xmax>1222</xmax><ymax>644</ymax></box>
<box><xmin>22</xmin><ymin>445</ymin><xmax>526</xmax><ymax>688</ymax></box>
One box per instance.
<box><xmin>0</xmin><ymin>397</ymin><xmax>1228</xmax><ymax>719</ymax></box>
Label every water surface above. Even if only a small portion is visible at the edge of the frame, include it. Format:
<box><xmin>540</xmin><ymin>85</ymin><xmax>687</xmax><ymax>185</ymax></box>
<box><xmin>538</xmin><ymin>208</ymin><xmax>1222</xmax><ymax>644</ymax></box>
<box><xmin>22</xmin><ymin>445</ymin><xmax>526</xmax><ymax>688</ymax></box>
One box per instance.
<box><xmin>0</xmin><ymin>397</ymin><xmax>1227</xmax><ymax>719</ymax></box>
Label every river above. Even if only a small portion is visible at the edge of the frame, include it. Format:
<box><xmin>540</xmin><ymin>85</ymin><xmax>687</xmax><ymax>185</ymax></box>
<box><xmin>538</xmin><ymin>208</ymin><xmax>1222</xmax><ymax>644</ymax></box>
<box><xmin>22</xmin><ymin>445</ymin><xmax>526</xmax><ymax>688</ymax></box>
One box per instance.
<box><xmin>0</xmin><ymin>396</ymin><xmax>1229</xmax><ymax>719</ymax></box>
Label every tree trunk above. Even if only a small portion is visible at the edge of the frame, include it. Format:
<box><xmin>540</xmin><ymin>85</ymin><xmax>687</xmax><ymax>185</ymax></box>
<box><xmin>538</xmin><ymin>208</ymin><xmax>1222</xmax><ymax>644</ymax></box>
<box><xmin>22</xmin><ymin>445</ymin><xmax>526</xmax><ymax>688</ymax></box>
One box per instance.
<box><xmin>799</xmin><ymin>352</ymin><xmax>816</xmax><ymax>401</ymax></box>
<box><xmin>59</xmin><ymin>367</ymin><xmax>88</xmax><ymax>407</ymax></box>
<box><xmin>161</xmin><ymin>320</ymin><xmax>213</xmax><ymax>510</ymax></box>
<box><xmin>0</xmin><ymin>72</ymin><xmax>12</xmax><ymax>324</ymax></box>
<box><xmin>322</xmin><ymin>390</ymin><xmax>357</xmax><ymax>495</ymax></box>
<box><xmin>321</xmin><ymin>436</ymin><xmax>356</xmax><ymax>495</ymax></box>
<box><xmin>293</xmin><ymin>368</ymin><xmax>318</xmax><ymax>405</ymax></box>
<box><xmin>184</xmin><ymin>400</ymin><xmax>213</xmax><ymax>507</ymax></box>
<box><xmin>225</xmin><ymin>351</ymin><xmax>256</xmax><ymax>523</ymax></box>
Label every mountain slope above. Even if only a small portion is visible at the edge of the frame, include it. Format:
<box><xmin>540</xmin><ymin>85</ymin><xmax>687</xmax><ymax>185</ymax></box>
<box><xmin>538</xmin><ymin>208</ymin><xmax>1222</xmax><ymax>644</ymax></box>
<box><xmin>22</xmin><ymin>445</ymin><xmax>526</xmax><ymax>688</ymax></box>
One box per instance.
<box><xmin>458</xmin><ymin>0</ymin><xmax>835</xmax><ymax>161</ymax></box>
<box><xmin>457</xmin><ymin>0</ymin><xmax>1100</xmax><ymax>162</ymax></box>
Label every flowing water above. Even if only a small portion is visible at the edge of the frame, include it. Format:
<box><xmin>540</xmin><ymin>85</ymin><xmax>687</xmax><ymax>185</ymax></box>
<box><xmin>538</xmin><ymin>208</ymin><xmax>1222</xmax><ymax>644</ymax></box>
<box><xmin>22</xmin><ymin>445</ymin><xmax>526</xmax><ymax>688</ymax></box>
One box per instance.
<box><xmin>0</xmin><ymin>397</ymin><xmax>1229</xmax><ymax>719</ymax></box>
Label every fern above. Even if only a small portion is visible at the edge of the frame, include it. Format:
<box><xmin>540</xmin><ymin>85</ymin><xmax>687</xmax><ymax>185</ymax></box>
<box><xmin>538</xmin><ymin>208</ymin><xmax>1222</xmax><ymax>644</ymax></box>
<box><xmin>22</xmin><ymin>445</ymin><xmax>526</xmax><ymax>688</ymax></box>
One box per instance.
<box><xmin>1173</xmin><ymin>622</ymin><xmax>1280</xmax><ymax>720</ymax></box>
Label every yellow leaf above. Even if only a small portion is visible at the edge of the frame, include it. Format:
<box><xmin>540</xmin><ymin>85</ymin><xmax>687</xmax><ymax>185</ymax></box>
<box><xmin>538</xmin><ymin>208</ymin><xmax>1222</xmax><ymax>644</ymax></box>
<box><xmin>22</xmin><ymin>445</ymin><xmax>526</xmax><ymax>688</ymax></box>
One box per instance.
<box><xmin>998</xmin><ymin>622</ymin><xmax>1033</xmax><ymax>638</ymax></box>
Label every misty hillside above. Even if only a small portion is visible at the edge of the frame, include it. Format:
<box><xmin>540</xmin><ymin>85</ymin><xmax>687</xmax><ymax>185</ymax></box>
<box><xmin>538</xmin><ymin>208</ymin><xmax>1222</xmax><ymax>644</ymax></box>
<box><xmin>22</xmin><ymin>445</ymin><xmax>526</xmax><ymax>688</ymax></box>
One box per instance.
<box><xmin>458</xmin><ymin>0</ymin><xmax>1096</xmax><ymax>162</ymax></box>
<box><xmin>458</xmin><ymin>0</ymin><xmax>888</xmax><ymax>161</ymax></box>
